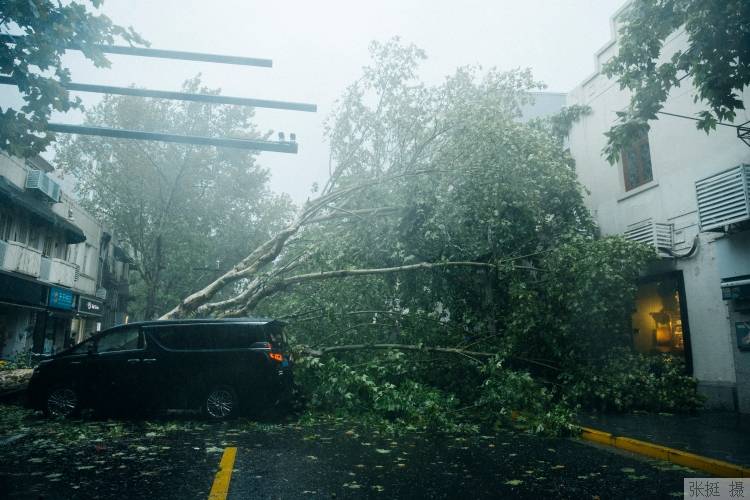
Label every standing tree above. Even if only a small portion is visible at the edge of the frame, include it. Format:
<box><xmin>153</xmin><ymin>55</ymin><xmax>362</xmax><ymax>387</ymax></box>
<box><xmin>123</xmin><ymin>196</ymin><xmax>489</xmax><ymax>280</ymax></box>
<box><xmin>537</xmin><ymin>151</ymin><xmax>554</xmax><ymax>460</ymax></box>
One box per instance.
<box><xmin>603</xmin><ymin>0</ymin><xmax>750</xmax><ymax>162</ymax></box>
<box><xmin>0</xmin><ymin>0</ymin><xmax>145</xmax><ymax>157</ymax></box>
<box><xmin>56</xmin><ymin>76</ymin><xmax>293</xmax><ymax>319</ymax></box>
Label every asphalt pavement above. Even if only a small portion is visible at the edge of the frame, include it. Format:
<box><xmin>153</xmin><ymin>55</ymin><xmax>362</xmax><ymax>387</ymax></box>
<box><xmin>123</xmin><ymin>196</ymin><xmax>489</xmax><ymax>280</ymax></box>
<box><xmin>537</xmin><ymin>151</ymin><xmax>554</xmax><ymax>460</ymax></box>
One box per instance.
<box><xmin>0</xmin><ymin>403</ymin><xmax>697</xmax><ymax>499</ymax></box>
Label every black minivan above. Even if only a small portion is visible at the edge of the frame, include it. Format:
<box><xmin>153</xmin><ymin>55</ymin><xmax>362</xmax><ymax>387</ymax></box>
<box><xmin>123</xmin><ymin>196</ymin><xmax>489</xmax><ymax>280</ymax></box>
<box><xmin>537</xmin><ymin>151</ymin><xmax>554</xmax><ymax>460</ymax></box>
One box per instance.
<box><xmin>26</xmin><ymin>318</ymin><xmax>293</xmax><ymax>419</ymax></box>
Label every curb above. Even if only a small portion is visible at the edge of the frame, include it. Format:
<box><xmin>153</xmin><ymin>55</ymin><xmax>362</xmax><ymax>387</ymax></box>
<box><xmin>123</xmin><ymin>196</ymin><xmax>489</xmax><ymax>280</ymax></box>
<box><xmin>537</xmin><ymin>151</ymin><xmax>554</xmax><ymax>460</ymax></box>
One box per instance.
<box><xmin>580</xmin><ymin>426</ymin><xmax>750</xmax><ymax>478</ymax></box>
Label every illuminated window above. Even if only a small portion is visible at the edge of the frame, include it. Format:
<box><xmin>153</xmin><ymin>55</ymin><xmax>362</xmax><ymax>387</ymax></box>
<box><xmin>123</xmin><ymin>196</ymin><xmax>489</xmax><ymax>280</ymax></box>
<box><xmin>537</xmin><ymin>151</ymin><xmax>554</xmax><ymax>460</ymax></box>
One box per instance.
<box><xmin>622</xmin><ymin>131</ymin><xmax>653</xmax><ymax>191</ymax></box>
<box><xmin>631</xmin><ymin>275</ymin><xmax>688</xmax><ymax>361</ymax></box>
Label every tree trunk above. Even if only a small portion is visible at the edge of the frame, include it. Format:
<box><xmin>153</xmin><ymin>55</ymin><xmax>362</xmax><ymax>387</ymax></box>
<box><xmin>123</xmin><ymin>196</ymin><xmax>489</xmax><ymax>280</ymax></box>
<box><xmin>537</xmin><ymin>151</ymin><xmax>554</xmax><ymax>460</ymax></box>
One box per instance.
<box><xmin>144</xmin><ymin>235</ymin><xmax>163</xmax><ymax>320</ymax></box>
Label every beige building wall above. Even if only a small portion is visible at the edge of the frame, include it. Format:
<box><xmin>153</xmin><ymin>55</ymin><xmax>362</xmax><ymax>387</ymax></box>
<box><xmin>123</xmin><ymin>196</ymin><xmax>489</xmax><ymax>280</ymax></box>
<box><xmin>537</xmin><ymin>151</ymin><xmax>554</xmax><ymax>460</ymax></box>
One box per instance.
<box><xmin>566</xmin><ymin>7</ymin><xmax>750</xmax><ymax>409</ymax></box>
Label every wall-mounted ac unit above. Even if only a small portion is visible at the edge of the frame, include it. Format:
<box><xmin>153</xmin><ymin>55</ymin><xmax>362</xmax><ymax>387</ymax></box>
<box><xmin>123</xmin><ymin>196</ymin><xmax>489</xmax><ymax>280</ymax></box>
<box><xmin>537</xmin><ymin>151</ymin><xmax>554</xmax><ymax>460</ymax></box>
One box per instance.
<box><xmin>695</xmin><ymin>164</ymin><xmax>750</xmax><ymax>231</ymax></box>
<box><xmin>25</xmin><ymin>169</ymin><xmax>61</xmax><ymax>203</ymax></box>
<box><xmin>624</xmin><ymin>219</ymin><xmax>673</xmax><ymax>256</ymax></box>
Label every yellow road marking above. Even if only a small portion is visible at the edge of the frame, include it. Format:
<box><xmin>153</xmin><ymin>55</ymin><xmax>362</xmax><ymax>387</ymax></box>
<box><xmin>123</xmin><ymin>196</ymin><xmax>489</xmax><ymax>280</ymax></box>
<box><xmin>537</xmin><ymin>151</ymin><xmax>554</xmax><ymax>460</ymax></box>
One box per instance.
<box><xmin>580</xmin><ymin>426</ymin><xmax>750</xmax><ymax>478</ymax></box>
<box><xmin>208</xmin><ymin>447</ymin><xmax>238</xmax><ymax>500</ymax></box>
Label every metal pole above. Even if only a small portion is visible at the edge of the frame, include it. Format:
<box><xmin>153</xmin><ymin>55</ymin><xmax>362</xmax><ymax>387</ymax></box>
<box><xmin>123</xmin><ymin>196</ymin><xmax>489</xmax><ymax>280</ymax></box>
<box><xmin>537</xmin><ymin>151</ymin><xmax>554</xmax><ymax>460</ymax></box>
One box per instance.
<box><xmin>46</xmin><ymin>123</ymin><xmax>298</xmax><ymax>153</ymax></box>
<box><xmin>0</xmin><ymin>34</ymin><xmax>272</xmax><ymax>68</ymax></box>
<box><xmin>0</xmin><ymin>76</ymin><xmax>316</xmax><ymax>112</ymax></box>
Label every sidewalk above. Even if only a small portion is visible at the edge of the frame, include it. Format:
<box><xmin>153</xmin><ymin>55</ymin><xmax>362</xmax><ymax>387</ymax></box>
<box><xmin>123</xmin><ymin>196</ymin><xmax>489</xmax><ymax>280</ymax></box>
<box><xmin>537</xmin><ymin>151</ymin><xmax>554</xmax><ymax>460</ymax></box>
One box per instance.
<box><xmin>579</xmin><ymin>411</ymin><xmax>750</xmax><ymax>468</ymax></box>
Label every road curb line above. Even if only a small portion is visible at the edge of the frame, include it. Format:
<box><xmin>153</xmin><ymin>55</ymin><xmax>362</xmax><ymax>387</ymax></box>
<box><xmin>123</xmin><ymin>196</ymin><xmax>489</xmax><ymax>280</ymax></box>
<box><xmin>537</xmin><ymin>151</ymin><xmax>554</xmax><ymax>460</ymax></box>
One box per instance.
<box><xmin>579</xmin><ymin>426</ymin><xmax>750</xmax><ymax>478</ymax></box>
<box><xmin>208</xmin><ymin>447</ymin><xmax>237</xmax><ymax>500</ymax></box>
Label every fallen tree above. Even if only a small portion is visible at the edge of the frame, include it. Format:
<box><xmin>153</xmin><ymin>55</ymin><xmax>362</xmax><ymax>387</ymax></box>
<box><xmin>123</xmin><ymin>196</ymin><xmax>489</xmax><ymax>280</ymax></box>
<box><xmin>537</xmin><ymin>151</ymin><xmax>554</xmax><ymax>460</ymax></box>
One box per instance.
<box><xmin>159</xmin><ymin>40</ymin><xmax>702</xmax><ymax>434</ymax></box>
<box><xmin>0</xmin><ymin>369</ymin><xmax>33</xmax><ymax>397</ymax></box>
<box><xmin>301</xmin><ymin>343</ymin><xmax>561</xmax><ymax>372</ymax></box>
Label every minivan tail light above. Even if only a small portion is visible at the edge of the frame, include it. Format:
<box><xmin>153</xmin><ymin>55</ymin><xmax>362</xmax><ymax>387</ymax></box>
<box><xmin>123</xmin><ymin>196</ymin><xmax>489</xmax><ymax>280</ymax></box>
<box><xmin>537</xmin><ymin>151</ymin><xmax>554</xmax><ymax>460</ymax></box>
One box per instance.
<box><xmin>269</xmin><ymin>352</ymin><xmax>283</xmax><ymax>362</ymax></box>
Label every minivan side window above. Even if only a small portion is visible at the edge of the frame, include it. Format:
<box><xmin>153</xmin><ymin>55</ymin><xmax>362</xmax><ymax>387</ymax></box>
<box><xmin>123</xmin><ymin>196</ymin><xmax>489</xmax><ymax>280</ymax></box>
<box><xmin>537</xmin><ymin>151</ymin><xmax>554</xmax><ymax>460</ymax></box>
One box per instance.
<box><xmin>151</xmin><ymin>324</ymin><xmax>265</xmax><ymax>350</ymax></box>
<box><xmin>69</xmin><ymin>337</ymin><xmax>95</xmax><ymax>355</ymax></box>
<box><xmin>97</xmin><ymin>327</ymin><xmax>142</xmax><ymax>353</ymax></box>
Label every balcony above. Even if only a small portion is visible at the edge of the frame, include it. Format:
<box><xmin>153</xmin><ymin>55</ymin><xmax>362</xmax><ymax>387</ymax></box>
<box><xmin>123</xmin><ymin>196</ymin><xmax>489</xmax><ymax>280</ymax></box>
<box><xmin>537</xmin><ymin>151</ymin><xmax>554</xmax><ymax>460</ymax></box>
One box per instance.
<box><xmin>39</xmin><ymin>256</ymin><xmax>77</xmax><ymax>288</ymax></box>
<box><xmin>0</xmin><ymin>240</ymin><xmax>42</xmax><ymax>277</ymax></box>
<box><xmin>75</xmin><ymin>273</ymin><xmax>96</xmax><ymax>296</ymax></box>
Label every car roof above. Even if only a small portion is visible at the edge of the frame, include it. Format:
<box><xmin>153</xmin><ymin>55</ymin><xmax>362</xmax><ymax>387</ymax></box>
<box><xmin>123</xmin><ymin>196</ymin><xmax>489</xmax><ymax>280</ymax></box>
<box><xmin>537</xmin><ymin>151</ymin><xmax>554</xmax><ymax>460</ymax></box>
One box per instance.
<box><xmin>122</xmin><ymin>317</ymin><xmax>281</xmax><ymax>328</ymax></box>
<box><xmin>53</xmin><ymin>317</ymin><xmax>282</xmax><ymax>358</ymax></box>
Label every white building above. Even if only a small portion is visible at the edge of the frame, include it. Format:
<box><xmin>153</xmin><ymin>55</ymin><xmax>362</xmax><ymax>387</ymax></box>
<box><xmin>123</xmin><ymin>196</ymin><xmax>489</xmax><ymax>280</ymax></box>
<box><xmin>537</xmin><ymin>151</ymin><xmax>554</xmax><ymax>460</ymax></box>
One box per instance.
<box><xmin>0</xmin><ymin>151</ymin><xmax>131</xmax><ymax>359</ymax></box>
<box><xmin>567</xmin><ymin>4</ymin><xmax>750</xmax><ymax>411</ymax></box>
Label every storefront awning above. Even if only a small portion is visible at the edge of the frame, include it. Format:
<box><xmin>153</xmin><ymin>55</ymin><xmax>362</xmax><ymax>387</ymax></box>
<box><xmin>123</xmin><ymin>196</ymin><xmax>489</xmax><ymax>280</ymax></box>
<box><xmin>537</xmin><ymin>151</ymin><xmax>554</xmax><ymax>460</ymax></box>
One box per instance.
<box><xmin>0</xmin><ymin>176</ymin><xmax>85</xmax><ymax>244</ymax></box>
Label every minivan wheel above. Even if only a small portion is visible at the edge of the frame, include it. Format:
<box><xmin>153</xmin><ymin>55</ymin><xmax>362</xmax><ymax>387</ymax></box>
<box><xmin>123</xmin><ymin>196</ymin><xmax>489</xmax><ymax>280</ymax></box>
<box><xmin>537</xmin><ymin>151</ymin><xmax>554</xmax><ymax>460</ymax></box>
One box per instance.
<box><xmin>45</xmin><ymin>386</ymin><xmax>80</xmax><ymax>418</ymax></box>
<box><xmin>204</xmin><ymin>386</ymin><xmax>238</xmax><ymax>420</ymax></box>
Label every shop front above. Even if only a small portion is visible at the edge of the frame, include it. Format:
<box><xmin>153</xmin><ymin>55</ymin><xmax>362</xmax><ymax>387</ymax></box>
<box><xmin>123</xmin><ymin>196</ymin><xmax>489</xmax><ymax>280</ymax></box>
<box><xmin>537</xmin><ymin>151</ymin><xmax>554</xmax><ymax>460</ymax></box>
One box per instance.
<box><xmin>630</xmin><ymin>271</ymin><xmax>693</xmax><ymax>373</ymax></box>
<box><xmin>0</xmin><ymin>272</ymin><xmax>47</xmax><ymax>358</ymax></box>
<box><xmin>36</xmin><ymin>286</ymin><xmax>77</xmax><ymax>354</ymax></box>
<box><xmin>72</xmin><ymin>296</ymin><xmax>104</xmax><ymax>344</ymax></box>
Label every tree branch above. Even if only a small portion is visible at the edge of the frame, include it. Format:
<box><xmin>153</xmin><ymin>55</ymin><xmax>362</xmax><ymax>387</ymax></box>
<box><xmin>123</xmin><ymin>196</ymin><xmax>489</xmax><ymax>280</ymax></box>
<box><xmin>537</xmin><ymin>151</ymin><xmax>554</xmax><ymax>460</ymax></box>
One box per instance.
<box><xmin>301</xmin><ymin>343</ymin><xmax>561</xmax><ymax>372</ymax></box>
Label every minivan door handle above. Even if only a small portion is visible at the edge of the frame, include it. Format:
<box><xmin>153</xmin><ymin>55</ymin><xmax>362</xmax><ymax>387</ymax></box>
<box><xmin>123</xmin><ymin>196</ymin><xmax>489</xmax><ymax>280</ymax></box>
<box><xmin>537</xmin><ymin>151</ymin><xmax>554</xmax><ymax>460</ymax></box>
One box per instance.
<box><xmin>126</xmin><ymin>358</ymin><xmax>141</xmax><ymax>364</ymax></box>
<box><xmin>142</xmin><ymin>358</ymin><xmax>157</xmax><ymax>363</ymax></box>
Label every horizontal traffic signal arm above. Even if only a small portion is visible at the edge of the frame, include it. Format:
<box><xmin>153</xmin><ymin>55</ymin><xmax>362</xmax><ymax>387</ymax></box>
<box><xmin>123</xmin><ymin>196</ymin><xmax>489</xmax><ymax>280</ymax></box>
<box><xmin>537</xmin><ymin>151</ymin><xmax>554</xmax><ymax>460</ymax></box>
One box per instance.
<box><xmin>0</xmin><ymin>34</ymin><xmax>272</xmax><ymax>67</ymax></box>
<box><xmin>45</xmin><ymin>123</ymin><xmax>299</xmax><ymax>153</ymax></box>
<box><xmin>0</xmin><ymin>77</ymin><xmax>317</xmax><ymax>112</ymax></box>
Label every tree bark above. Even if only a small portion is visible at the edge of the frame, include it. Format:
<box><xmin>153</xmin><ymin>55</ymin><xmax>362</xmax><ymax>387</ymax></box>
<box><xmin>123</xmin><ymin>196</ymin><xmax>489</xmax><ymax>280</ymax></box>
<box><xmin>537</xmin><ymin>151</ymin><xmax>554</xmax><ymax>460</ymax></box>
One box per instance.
<box><xmin>0</xmin><ymin>369</ymin><xmax>33</xmax><ymax>395</ymax></box>
<box><xmin>144</xmin><ymin>235</ymin><xmax>163</xmax><ymax>319</ymax></box>
<box><xmin>159</xmin><ymin>169</ymin><xmax>448</xmax><ymax>320</ymax></box>
<box><xmin>217</xmin><ymin>261</ymin><xmax>497</xmax><ymax>318</ymax></box>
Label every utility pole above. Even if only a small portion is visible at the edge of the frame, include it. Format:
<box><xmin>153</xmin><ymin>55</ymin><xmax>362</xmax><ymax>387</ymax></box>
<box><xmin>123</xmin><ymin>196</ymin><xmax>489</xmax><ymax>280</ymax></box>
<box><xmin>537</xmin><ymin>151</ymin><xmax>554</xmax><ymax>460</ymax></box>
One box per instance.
<box><xmin>0</xmin><ymin>35</ymin><xmax>316</xmax><ymax>153</ymax></box>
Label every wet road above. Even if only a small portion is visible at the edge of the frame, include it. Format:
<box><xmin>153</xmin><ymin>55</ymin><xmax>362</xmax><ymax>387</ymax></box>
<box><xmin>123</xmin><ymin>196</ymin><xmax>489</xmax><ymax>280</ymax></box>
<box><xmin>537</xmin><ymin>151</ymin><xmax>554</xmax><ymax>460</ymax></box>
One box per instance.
<box><xmin>0</xmin><ymin>403</ymin><xmax>695</xmax><ymax>499</ymax></box>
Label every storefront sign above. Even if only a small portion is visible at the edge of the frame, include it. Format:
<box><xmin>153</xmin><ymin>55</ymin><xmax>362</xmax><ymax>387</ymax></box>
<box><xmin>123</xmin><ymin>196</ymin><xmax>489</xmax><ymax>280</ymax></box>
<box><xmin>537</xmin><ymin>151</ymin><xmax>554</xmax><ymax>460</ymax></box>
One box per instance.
<box><xmin>48</xmin><ymin>287</ymin><xmax>75</xmax><ymax>310</ymax></box>
<box><xmin>0</xmin><ymin>273</ymin><xmax>46</xmax><ymax>306</ymax></box>
<box><xmin>78</xmin><ymin>297</ymin><xmax>104</xmax><ymax>316</ymax></box>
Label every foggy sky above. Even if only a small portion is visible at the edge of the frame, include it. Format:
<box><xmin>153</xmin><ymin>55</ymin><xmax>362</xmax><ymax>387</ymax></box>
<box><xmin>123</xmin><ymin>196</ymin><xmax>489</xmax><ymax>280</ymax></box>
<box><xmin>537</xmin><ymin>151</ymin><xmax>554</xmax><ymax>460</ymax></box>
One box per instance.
<box><xmin>1</xmin><ymin>0</ymin><xmax>626</xmax><ymax>202</ymax></box>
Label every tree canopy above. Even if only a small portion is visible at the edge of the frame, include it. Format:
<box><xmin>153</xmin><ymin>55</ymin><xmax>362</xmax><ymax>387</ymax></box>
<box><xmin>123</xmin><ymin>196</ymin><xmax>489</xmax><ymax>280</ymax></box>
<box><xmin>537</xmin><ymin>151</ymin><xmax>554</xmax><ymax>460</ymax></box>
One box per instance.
<box><xmin>0</xmin><ymin>0</ymin><xmax>145</xmax><ymax>157</ymax></box>
<box><xmin>164</xmin><ymin>41</ymin><xmax>700</xmax><ymax>433</ymax></box>
<box><xmin>603</xmin><ymin>0</ymin><xmax>750</xmax><ymax>163</ymax></box>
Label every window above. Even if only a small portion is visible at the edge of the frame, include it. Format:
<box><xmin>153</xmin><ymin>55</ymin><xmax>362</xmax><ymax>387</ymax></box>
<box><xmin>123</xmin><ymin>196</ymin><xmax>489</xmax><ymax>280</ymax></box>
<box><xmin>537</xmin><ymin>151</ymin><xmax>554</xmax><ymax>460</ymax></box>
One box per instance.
<box><xmin>151</xmin><ymin>324</ymin><xmax>264</xmax><ymax>350</ymax></box>
<box><xmin>54</xmin><ymin>240</ymin><xmax>66</xmax><ymax>259</ymax></box>
<box><xmin>67</xmin><ymin>243</ymin><xmax>79</xmax><ymax>263</ymax></box>
<box><xmin>81</xmin><ymin>244</ymin><xmax>96</xmax><ymax>275</ymax></box>
<box><xmin>11</xmin><ymin>218</ymin><xmax>25</xmax><ymax>243</ymax></box>
<box><xmin>630</xmin><ymin>274</ymin><xmax>690</xmax><ymax>366</ymax></box>
<box><xmin>17</xmin><ymin>220</ymin><xmax>29</xmax><ymax>245</ymax></box>
<box><xmin>0</xmin><ymin>211</ymin><xmax>12</xmax><ymax>241</ymax></box>
<box><xmin>82</xmin><ymin>244</ymin><xmax>90</xmax><ymax>274</ymax></box>
<box><xmin>97</xmin><ymin>327</ymin><xmax>142</xmax><ymax>353</ymax></box>
<box><xmin>28</xmin><ymin>226</ymin><xmax>41</xmax><ymax>250</ymax></box>
<box><xmin>70</xmin><ymin>337</ymin><xmax>96</xmax><ymax>355</ymax></box>
<box><xmin>42</xmin><ymin>234</ymin><xmax>53</xmax><ymax>258</ymax></box>
<box><xmin>622</xmin><ymin>131</ymin><xmax>653</xmax><ymax>191</ymax></box>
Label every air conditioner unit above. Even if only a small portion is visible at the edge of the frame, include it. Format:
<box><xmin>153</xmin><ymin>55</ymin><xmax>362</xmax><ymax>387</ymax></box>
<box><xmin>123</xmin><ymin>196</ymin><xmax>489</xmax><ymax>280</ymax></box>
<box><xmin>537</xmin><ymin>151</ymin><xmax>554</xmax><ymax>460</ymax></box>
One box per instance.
<box><xmin>695</xmin><ymin>164</ymin><xmax>750</xmax><ymax>231</ymax></box>
<box><xmin>25</xmin><ymin>169</ymin><xmax>61</xmax><ymax>203</ymax></box>
<box><xmin>95</xmin><ymin>287</ymin><xmax>107</xmax><ymax>300</ymax></box>
<box><xmin>624</xmin><ymin>219</ymin><xmax>673</xmax><ymax>255</ymax></box>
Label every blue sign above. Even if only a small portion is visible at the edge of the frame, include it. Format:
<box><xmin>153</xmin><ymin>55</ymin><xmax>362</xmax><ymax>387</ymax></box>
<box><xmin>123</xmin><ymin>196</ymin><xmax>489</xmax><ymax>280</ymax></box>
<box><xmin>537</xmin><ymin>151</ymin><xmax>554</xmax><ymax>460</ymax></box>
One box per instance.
<box><xmin>48</xmin><ymin>287</ymin><xmax>75</xmax><ymax>310</ymax></box>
